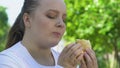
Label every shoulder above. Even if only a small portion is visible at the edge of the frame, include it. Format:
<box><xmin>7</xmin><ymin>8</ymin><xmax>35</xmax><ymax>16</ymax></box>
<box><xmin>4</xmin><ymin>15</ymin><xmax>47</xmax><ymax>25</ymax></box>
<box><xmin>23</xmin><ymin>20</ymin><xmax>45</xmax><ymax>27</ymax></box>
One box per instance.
<box><xmin>0</xmin><ymin>42</ymin><xmax>25</xmax><ymax>68</ymax></box>
<box><xmin>0</xmin><ymin>51</ymin><xmax>20</xmax><ymax>68</ymax></box>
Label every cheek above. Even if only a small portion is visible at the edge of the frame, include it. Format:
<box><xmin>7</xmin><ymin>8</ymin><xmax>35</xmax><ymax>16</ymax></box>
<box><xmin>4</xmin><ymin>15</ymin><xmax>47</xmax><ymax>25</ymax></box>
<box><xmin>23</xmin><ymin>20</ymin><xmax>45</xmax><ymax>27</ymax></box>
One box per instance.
<box><xmin>37</xmin><ymin>19</ymin><xmax>52</xmax><ymax>31</ymax></box>
<box><xmin>32</xmin><ymin>17</ymin><xmax>52</xmax><ymax>35</ymax></box>
<box><xmin>29</xmin><ymin>19</ymin><xmax>52</xmax><ymax>43</ymax></box>
<box><xmin>62</xmin><ymin>24</ymin><xmax>66</xmax><ymax>33</ymax></box>
<box><xmin>62</xmin><ymin>27</ymin><xmax>66</xmax><ymax>36</ymax></box>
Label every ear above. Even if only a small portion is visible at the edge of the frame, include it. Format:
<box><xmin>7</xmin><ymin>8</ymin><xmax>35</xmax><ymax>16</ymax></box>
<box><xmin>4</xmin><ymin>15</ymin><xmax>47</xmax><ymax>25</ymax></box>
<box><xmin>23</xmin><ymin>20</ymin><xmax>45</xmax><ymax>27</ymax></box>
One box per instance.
<box><xmin>23</xmin><ymin>13</ymin><xmax>31</xmax><ymax>28</ymax></box>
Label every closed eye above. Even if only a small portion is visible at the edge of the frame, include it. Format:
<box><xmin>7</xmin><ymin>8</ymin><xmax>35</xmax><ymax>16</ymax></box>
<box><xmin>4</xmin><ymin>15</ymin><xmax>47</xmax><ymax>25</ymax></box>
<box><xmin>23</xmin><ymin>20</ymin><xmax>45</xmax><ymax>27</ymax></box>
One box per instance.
<box><xmin>47</xmin><ymin>15</ymin><xmax>57</xmax><ymax>19</ymax></box>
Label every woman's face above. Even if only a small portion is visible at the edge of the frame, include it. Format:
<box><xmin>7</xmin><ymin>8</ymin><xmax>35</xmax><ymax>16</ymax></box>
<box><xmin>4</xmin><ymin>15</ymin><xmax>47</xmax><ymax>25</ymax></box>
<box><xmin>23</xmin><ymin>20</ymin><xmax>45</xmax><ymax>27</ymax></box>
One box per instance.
<box><xmin>24</xmin><ymin>0</ymin><xmax>66</xmax><ymax>48</ymax></box>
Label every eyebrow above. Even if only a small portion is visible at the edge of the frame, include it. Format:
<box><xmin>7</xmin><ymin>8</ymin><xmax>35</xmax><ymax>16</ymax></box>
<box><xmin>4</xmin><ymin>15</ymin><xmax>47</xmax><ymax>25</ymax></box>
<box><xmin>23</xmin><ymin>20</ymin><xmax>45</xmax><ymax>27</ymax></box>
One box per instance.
<box><xmin>47</xmin><ymin>9</ymin><xmax>66</xmax><ymax>16</ymax></box>
<box><xmin>47</xmin><ymin>9</ymin><xmax>59</xmax><ymax>13</ymax></box>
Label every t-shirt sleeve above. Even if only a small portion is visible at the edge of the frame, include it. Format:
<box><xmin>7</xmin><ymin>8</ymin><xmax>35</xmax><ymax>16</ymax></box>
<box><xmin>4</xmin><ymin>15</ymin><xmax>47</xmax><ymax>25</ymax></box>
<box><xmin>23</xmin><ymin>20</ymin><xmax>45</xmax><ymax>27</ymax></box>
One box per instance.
<box><xmin>0</xmin><ymin>54</ymin><xmax>19</xmax><ymax>68</ymax></box>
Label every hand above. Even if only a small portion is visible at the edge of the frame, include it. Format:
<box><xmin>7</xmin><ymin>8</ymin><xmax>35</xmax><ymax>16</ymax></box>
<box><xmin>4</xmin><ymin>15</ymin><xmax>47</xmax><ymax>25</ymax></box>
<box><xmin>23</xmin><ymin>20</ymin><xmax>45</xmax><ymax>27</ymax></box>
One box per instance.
<box><xmin>80</xmin><ymin>48</ymin><xmax>98</xmax><ymax>68</ymax></box>
<box><xmin>58</xmin><ymin>43</ymin><xmax>84</xmax><ymax>68</ymax></box>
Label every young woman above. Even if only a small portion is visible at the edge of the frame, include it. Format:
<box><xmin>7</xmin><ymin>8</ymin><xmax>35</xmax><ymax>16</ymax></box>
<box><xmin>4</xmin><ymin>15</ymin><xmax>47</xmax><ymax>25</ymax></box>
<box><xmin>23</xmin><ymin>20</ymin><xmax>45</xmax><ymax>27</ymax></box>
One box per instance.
<box><xmin>0</xmin><ymin>0</ymin><xmax>98</xmax><ymax>68</ymax></box>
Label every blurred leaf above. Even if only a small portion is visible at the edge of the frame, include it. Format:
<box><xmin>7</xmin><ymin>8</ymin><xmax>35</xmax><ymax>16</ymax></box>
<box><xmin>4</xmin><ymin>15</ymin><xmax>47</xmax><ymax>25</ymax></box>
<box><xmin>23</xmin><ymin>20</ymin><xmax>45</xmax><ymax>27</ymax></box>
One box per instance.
<box><xmin>0</xmin><ymin>6</ymin><xmax>9</xmax><ymax>51</ymax></box>
<box><xmin>64</xmin><ymin>0</ymin><xmax>120</xmax><ymax>68</ymax></box>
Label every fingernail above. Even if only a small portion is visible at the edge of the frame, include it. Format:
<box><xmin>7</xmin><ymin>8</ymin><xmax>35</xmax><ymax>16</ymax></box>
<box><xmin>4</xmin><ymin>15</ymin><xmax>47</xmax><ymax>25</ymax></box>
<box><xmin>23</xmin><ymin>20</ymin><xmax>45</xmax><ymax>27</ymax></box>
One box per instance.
<box><xmin>81</xmin><ymin>51</ymin><xmax>84</xmax><ymax>54</ymax></box>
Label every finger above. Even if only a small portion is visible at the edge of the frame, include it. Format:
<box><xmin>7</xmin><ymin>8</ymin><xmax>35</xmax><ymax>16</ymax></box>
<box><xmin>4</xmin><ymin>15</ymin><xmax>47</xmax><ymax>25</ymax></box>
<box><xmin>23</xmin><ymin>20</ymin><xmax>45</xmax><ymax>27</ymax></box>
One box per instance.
<box><xmin>86</xmin><ymin>49</ymin><xmax>96</xmax><ymax>62</ymax></box>
<box><xmin>62</xmin><ymin>43</ymin><xmax>75</xmax><ymax>53</ymax></box>
<box><xmin>72</xmin><ymin>54</ymin><xmax>84</xmax><ymax>66</ymax></box>
<box><xmin>59</xmin><ymin>43</ymin><xmax>74</xmax><ymax>61</ymax></box>
<box><xmin>87</xmin><ymin>48</ymin><xmax>95</xmax><ymax>55</ymax></box>
<box><xmin>67</xmin><ymin>44</ymin><xmax>82</xmax><ymax>57</ymax></box>
<box><xmin>64</xmin><ymin>44</ymin><xmax>82</xmax><ymax>65</ymax></box>
<box><xmin>72</xmin><ymin>48</ymin><xmax>84</xmax><ymax>65</ymax></box>
<box><xmin>70</xmin><ymin>47</ymin><xmax>83</xmax><ymax>61</ymax></box>
<box><xmin>76</xmin><ymin>53</ymin><xmax>84</xmax><ymax>64</ymax></box>
<box><xmin>86</xmin><ymin>48</ymin><xmax>98</xmax><ymax>66</ymax></box>
<box><xmin>84</xmin><ymin>52</ymin><xmax>93</xmax><ymax>68</ymax></box>
<box><xmin>80</xmin><ymin>59</ymin><xmax>87</xmax><ymax>68</ymax></box>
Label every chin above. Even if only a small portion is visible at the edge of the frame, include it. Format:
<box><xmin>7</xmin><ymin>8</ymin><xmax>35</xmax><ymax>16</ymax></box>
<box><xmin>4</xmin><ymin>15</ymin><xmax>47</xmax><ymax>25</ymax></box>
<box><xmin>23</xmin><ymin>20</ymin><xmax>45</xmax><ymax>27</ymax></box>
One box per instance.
<box><xmin>49</xmin><ymin>39</ymin><xmax>60</xmax><ymax>47</ymax></box>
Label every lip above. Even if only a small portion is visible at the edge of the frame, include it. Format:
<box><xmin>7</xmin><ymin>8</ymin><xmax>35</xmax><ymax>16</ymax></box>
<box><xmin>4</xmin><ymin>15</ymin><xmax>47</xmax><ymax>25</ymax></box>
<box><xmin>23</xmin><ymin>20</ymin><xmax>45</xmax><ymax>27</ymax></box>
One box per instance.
<box><xmin>52</xmin><ymin>32</ymin><xmax>61</xmax><ymax>38</ymax></box>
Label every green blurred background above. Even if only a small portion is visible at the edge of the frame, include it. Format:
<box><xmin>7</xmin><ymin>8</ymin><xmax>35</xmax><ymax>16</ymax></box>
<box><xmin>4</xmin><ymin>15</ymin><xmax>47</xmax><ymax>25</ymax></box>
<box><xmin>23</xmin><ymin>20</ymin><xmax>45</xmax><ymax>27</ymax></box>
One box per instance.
<box><xmin>0</xmin><ymin>0</ymin><xmax>120</xmax><ymax>68</ymax></box>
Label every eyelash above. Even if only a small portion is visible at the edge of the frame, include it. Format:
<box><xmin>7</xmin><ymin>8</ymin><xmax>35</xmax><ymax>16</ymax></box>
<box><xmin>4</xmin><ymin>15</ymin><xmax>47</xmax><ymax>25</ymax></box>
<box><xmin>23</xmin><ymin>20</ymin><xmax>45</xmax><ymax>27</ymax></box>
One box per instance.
<box><xmin>47</xmin><ymin>15</ymin><xmax>56</xmax><ymax>19</ymax></box>
<box><xmin>47</xmin><ymin>15</ymin><xmax>66</xmax><ymax>23</ymax></box>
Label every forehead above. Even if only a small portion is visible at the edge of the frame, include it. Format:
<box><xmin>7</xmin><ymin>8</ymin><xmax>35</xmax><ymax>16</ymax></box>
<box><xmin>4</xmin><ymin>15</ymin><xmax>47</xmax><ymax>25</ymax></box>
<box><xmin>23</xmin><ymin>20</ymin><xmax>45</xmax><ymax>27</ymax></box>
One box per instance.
<box><xmin>38</xmin><ymin>0</ymin><xmax>66</xmax><ymax>13</ymax></box>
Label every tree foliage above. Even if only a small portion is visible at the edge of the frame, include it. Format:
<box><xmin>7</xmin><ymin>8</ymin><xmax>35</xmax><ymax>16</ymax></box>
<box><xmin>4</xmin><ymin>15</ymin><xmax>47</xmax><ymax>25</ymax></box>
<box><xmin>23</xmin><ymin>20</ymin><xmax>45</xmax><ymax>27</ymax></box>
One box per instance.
<box><xmin>0</xmin><ymin>6</ymin><xmax>9</xmax><ymax>51</ymax></box>
<box><xmin>0</xmin><ymin>0</ymin><xmax>120</xmax><ymax>67</ymax></box>
<box><xmin>64</xmin><ymin>0</ymin><xmax>120</xmax><ymax>68</ymax></box>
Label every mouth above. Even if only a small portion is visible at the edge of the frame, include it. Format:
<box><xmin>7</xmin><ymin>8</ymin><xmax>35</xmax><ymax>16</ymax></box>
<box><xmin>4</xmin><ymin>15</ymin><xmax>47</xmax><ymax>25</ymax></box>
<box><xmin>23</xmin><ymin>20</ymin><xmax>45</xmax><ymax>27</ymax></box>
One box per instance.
<box><xmin>52</xmin><ymin>32</ymin><xmax>61</xmax><ymax>38</ymax></box>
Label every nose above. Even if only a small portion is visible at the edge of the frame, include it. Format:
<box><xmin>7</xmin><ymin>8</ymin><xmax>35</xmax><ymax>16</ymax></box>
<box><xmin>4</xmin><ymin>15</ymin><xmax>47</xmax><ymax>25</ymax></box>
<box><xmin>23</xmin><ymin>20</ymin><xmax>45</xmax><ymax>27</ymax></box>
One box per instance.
<box><xmin>55</xmin><ymin>18</ymin><xmax>66</xmax><ymax>28</ymax></box>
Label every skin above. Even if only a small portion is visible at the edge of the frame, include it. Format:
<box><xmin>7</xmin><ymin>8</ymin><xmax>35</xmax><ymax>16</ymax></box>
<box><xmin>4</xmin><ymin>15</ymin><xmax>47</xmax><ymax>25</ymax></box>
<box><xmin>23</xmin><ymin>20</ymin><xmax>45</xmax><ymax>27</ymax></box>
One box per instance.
<box><xmin>58</xmin><ymin>44</ymin><xmax>98</xmax><ymax>68</ymax></box>
<box><xmin>80</xmin><ymin>49</ymin><xmax>98</xmax><ymax>68</ymax></box>
<box><xmin>22</xmin><ymin>0</ymin><xmax>98</xmax><ymax>67</ymax></box>
<box><xmin>22</xmin><ymin>0</ymin><xmax>66</xmax><ymax>66</ymax></box>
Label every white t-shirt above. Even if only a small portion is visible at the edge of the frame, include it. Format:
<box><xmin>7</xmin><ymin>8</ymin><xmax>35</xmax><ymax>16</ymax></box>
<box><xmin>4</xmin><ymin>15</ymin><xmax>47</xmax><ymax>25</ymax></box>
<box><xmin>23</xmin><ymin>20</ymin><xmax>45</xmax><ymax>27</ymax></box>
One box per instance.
<box><xmin>0</xmin><ymin>42</ymin><xmax>63</xmax><ymax>68</ymax></box>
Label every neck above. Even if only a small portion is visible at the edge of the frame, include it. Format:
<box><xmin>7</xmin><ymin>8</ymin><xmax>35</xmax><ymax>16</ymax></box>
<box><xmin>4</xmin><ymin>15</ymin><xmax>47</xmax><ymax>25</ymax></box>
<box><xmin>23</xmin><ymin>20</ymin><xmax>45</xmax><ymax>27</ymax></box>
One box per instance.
<box><xmin>21</xmin><ymin>37</ymin><xmax>55</xmax><ymax>66</ymax></box>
